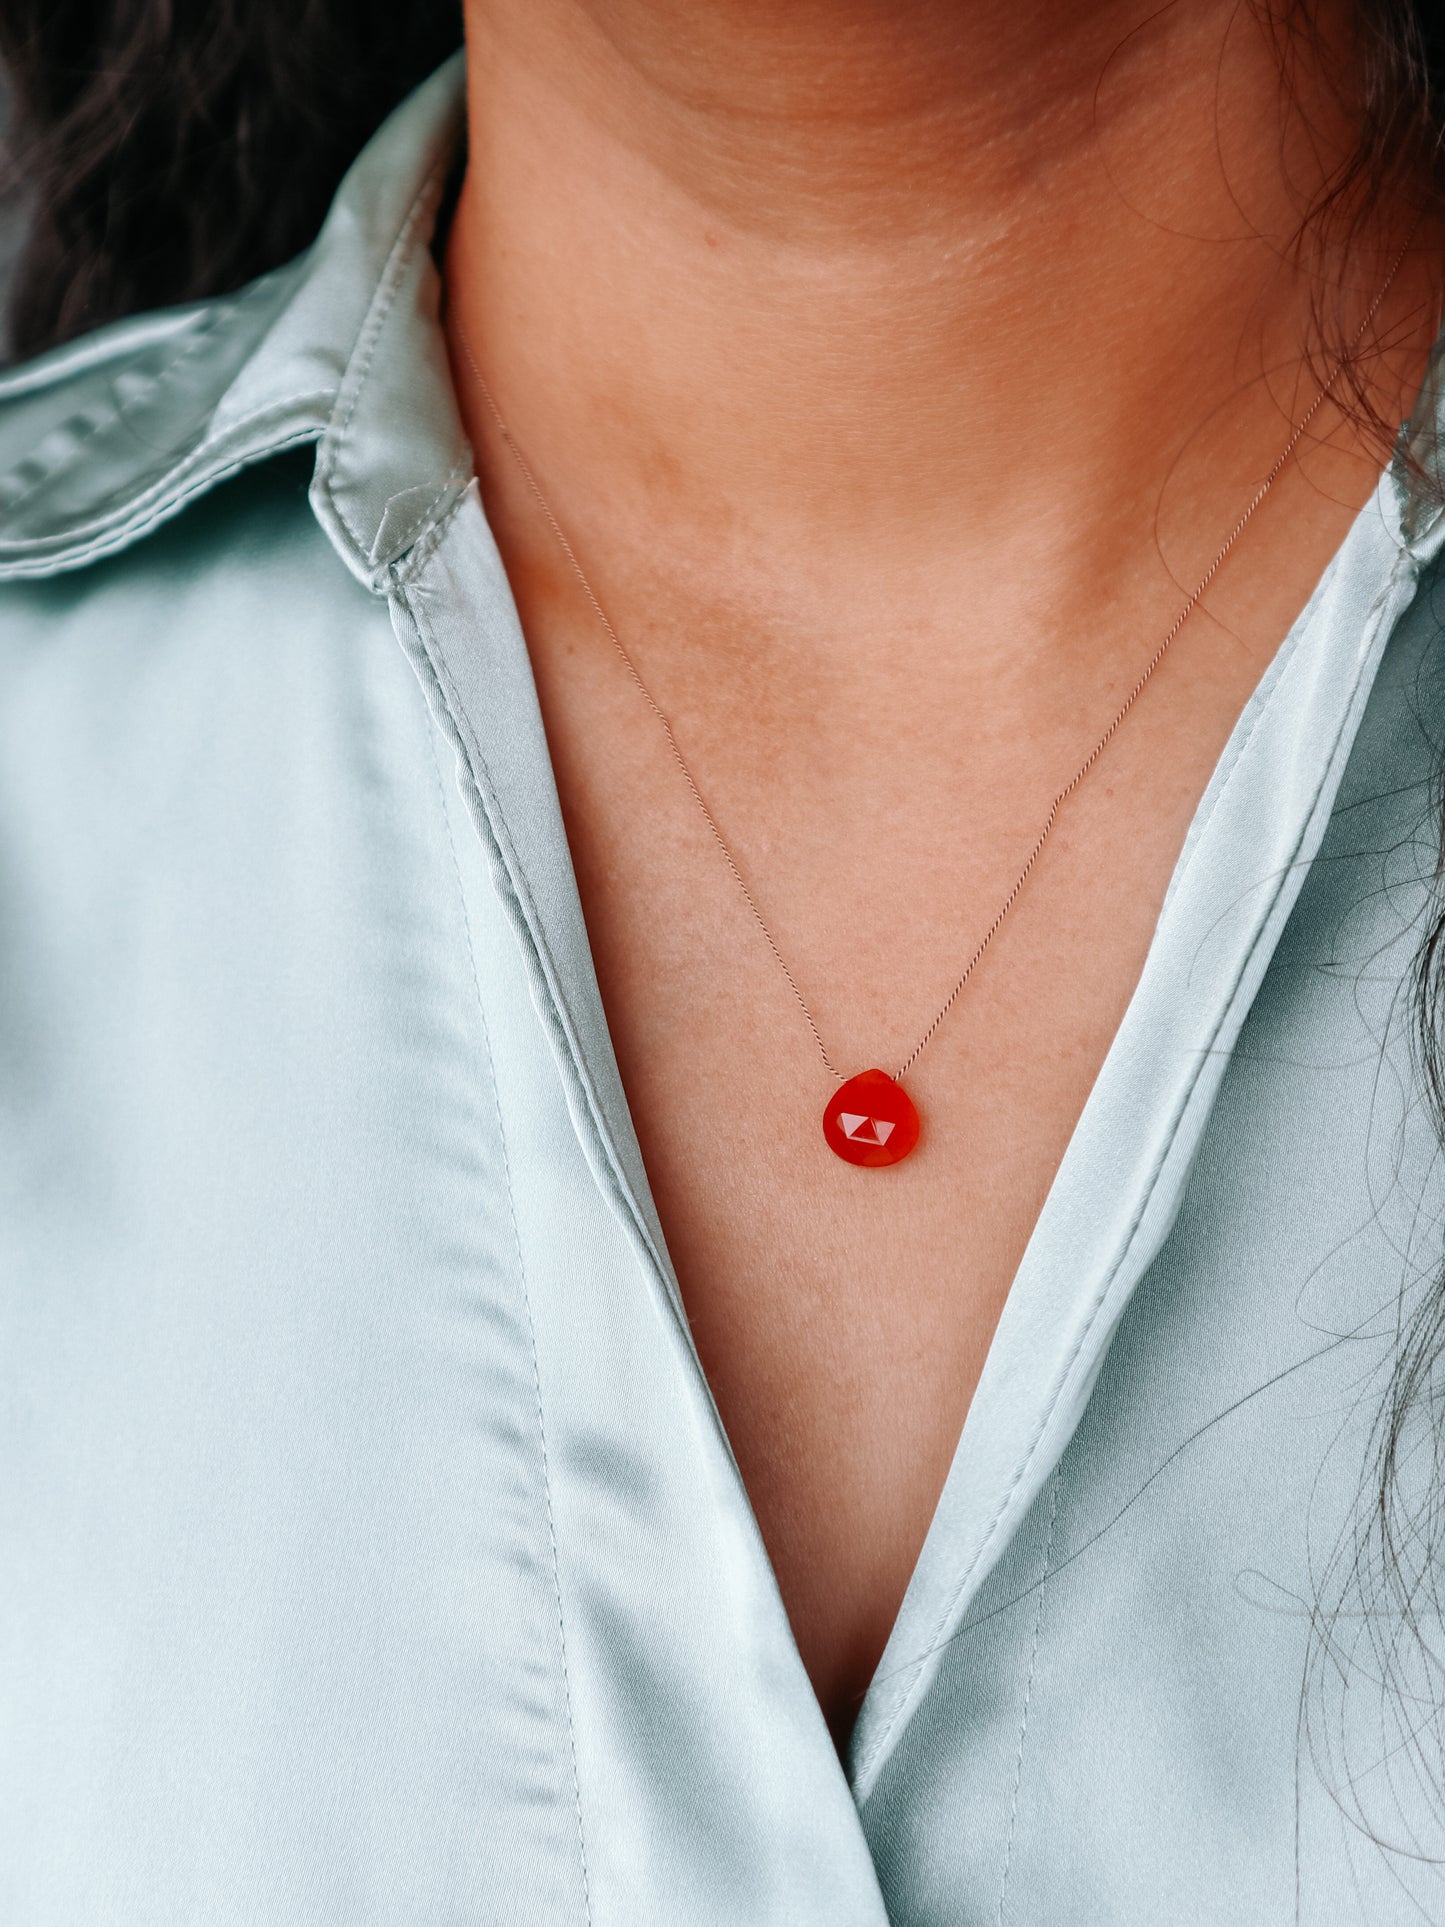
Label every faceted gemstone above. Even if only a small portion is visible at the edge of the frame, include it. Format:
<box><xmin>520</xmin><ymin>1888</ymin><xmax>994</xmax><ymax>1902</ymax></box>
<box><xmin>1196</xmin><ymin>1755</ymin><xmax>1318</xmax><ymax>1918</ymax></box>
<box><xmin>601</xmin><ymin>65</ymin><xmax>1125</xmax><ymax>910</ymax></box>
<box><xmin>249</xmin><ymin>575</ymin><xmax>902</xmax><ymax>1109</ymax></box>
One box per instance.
<box><xmin>822</xmin><ymin>1069</ymin><xmax>920</xmax><ymax>1168</ymax></box>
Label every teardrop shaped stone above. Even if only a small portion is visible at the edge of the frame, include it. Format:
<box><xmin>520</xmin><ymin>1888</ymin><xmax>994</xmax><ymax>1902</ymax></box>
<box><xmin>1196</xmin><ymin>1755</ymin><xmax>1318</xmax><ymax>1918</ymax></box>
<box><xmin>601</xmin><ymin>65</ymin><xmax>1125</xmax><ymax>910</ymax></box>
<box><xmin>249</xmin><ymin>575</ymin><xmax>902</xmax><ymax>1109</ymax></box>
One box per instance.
<box><xmin>822</xmin><ymin>1069</ymin><xmax>920</xmax><ymax>1168</ymax></box>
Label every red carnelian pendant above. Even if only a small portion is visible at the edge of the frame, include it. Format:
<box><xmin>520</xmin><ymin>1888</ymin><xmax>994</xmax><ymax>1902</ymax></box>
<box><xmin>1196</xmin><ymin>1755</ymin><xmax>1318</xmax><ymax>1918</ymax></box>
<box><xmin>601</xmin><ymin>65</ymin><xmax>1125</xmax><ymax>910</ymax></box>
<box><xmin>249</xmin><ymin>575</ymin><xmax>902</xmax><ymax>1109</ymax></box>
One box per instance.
<box><xmin>823</xmin><ymin>1069</ymin><xmax>921</xmax><ymax>1168</ymax></box>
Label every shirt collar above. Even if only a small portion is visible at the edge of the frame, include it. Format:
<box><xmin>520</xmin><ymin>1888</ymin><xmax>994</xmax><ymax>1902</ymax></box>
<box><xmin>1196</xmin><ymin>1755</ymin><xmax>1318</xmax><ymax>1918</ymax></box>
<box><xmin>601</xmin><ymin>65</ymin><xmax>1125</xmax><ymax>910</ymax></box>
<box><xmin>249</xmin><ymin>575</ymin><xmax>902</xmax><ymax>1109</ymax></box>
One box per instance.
<box><xmin>0</xmin><ymin>54</ymin><xmax>470</xmax><ymax>586</ymax></box>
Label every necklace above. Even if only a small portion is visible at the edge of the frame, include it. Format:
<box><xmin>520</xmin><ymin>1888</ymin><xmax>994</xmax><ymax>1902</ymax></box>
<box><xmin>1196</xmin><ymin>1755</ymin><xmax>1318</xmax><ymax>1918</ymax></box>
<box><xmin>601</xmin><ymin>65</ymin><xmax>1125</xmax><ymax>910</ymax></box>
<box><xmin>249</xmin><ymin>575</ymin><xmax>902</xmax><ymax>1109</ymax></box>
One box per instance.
<box><xmin>450</xmin><ymin>264</ymin><xmax>1403</xmax><ymax>1170</ymax></box>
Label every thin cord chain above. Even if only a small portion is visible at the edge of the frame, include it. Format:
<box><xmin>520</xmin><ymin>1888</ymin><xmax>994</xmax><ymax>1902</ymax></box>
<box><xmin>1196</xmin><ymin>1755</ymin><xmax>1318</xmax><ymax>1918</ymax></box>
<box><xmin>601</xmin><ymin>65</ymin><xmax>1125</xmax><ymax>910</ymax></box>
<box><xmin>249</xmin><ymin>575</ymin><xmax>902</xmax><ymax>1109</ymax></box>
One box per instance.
<box><xmin>453</xmin><ymin>245</ymin><xmax>1406</xmax><ymax>1086</ymax></box>
<box><xmin>456</xmin><ymin>332</ymin><xmax>843</xmax><ymax>1075</ymax></box>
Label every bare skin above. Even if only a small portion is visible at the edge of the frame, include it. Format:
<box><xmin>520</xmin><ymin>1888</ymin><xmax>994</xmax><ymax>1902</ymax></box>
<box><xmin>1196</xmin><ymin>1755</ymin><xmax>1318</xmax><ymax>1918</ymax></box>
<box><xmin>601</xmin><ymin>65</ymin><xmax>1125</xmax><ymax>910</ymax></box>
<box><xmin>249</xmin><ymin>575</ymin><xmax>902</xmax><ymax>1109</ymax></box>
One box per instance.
<box><xmin>444</xmin><ymin>0</ymin><xmax>1440</xmax><ymax>1750</ymax></box>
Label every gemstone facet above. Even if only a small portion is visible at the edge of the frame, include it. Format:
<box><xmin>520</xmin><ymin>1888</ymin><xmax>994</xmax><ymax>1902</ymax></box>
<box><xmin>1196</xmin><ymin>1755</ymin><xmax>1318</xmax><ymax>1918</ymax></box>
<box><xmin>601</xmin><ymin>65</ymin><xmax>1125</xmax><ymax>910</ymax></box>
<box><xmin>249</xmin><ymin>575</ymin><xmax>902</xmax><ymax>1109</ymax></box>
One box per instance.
<box><xmin>822</xmin><ymin>1069</ymin><xmax>920</xmax><ymax>1168</ymax></box>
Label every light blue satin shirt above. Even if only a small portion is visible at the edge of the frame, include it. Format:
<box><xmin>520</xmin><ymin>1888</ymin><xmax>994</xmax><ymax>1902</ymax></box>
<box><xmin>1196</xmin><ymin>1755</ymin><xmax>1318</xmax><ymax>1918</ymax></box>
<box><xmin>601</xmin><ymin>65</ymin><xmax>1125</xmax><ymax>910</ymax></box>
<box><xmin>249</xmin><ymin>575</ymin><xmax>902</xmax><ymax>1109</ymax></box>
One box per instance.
<box><xmin>5</xmin><ymin>55</ymin><xmax>1445</xmax><ymax>1924</ymax></box>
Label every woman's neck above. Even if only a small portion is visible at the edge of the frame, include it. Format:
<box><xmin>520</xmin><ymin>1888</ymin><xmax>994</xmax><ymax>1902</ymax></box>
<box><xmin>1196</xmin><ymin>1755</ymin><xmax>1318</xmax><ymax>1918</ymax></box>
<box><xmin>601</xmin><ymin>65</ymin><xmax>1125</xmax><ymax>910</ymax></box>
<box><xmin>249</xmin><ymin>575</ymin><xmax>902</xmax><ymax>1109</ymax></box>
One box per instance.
<box><xmin>451</xmin><ymin>0</ymin><xmax>1427</xmax><ymax>564</ymax></box>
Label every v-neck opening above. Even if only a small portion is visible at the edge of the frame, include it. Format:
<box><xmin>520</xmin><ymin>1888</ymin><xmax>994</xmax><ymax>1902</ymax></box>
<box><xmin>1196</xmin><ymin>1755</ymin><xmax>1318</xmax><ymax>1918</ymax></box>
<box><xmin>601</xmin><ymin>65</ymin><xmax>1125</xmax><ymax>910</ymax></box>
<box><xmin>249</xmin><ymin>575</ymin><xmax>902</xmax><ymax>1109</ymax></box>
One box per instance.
<box><xmin>399</xmin><ymin>455</ymin><xmax>1437</xmax><ymax>1812</ymax></box>
<box><xmin>375</xmin><ymin>166</ymin><xmax>1445</xmax><ymax>1813</ymax></box>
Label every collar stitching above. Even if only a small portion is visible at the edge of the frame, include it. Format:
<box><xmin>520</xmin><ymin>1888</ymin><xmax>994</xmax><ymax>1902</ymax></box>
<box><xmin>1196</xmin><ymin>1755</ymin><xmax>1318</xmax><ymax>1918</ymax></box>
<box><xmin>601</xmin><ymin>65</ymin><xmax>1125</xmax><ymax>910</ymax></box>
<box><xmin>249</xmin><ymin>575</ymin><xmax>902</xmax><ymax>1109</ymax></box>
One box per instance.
<box><xmin>0</xmin><ymin>305</ymin><xmax>239</xmax><ymax>519</ymax></box>
<box><xmin>388</xmin><ymin>469</ymin><xmax>475</xmax><ymax>585</ymax></box>
<box><xmin>0</xmin><ymin>392</ymin><xmax>334</xmax><ymax>561</ymax></box>
<box><xmin>313</xmin><ymin>153</ymin><xmax>455</xmax><ymax>561</ymax></box>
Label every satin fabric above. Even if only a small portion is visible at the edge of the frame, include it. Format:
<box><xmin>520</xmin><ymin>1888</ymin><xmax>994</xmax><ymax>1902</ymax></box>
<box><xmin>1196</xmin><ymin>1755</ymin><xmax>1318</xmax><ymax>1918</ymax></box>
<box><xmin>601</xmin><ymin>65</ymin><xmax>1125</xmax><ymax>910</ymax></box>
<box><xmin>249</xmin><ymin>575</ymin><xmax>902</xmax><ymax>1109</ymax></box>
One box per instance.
<box><xmin>4</xmin><ymin>57</ymin><xmax>1445</xmax><ymax>1923</ymax></box>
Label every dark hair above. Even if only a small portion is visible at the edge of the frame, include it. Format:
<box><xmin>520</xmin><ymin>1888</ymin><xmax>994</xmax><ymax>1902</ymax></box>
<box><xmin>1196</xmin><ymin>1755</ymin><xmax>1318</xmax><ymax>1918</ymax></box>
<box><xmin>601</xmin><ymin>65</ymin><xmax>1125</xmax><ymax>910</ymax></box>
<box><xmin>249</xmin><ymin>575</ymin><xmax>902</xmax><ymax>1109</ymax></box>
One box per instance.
<box><xmin>6</xmin><ymin>0</ymin><xmax>1445</xmax><ymax>1881</ymax></box>
<box><xmin>0</xmin><ymin>0</ymin><xmax>462</xmax><ymax>356</ymax></box>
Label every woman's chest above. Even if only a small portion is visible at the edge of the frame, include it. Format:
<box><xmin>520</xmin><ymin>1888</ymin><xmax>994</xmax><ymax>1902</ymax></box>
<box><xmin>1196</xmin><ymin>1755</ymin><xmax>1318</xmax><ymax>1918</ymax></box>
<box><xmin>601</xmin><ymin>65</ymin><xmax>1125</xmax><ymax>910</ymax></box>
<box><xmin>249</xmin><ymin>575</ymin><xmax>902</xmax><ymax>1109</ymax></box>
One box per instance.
<box><xmin>526</xmin><ymin>612</ymin><xmax>1291</xmax><ymax>1740</ymax></box>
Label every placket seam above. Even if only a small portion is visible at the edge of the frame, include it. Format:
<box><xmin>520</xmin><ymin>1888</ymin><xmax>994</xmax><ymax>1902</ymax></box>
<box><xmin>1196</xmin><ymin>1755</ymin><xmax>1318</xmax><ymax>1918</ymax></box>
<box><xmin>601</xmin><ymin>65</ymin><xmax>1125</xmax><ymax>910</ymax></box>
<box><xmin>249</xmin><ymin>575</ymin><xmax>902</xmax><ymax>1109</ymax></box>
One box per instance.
<box><xmin>388</xmin><ymin>558</ymin><xmax>687</xmax><ymax>1341</ymax></box>
<box><xmin>425</xmin><ymin>720</ymin><xmax>595</xmax><ymax>1926</ymax></box>
<box><xmin>996</xmin><ymin>1465</ymin><xmax>1062</xmax><ymax>1926</ymax></box>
